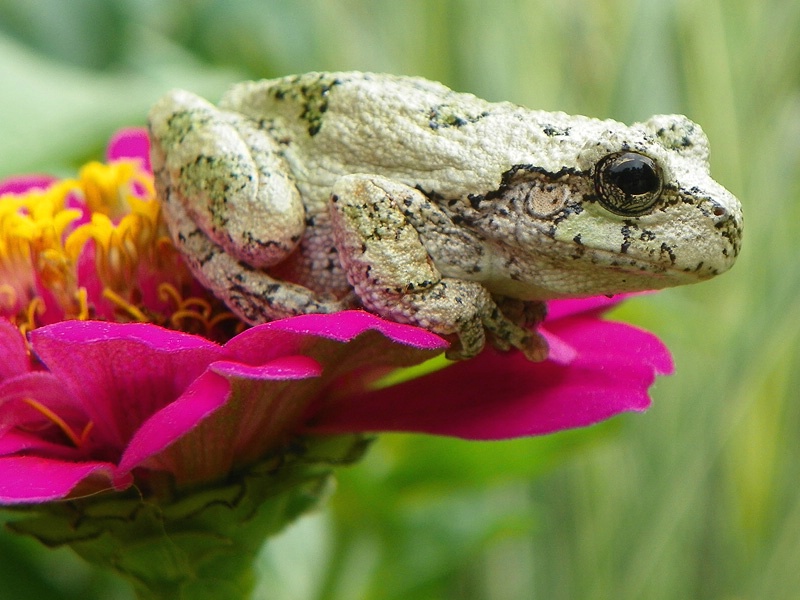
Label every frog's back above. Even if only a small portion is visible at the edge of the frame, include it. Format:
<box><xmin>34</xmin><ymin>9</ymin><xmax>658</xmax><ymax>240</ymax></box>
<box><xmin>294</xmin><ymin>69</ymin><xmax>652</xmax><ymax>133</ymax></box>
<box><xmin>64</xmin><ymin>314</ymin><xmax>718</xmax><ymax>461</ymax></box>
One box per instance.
<box><xmin>220</xmin><ymin>71</ymin><xmax>470</xmax><ymax>138</ymax></box>
<box><xmin>219</xmin><ymin>72</ymin><xmax>579</xmax><ymax>195</ymax></box>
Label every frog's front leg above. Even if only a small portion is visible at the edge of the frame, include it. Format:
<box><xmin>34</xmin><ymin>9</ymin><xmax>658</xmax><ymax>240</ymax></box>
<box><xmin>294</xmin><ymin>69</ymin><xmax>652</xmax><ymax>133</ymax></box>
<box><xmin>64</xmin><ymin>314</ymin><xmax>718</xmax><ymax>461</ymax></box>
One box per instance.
<box><xmin>148</xmin><ymin>90</ymin><xmax>305</xmax><ymax>269</ymax></box>
<box><xmin>159</xmin><ymin>184</ymin><xmax>351</xmax><ymax>323</ymax></box>
<box><xmin>329</xmin><ymin>175</ymin><xmax>548</xmax><ymax>361</ymax></box>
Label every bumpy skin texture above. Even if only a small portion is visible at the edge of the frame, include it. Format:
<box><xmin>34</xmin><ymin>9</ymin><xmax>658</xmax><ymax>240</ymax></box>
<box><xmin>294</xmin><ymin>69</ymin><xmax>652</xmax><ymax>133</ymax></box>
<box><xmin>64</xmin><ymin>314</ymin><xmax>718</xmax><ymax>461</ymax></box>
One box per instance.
<box><xmin>148</xmin><ymin>72</ymin><xmax>742</xmax><ymax>360</ymax></box>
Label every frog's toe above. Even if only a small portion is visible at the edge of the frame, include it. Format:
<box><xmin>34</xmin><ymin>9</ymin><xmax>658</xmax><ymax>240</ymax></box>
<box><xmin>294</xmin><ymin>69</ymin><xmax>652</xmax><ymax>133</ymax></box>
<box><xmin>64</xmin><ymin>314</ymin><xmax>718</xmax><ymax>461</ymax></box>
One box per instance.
<box><xmin>516</xmin><ymin>331</ymin><xmax>549</xmax><ymax>362</ymax></box>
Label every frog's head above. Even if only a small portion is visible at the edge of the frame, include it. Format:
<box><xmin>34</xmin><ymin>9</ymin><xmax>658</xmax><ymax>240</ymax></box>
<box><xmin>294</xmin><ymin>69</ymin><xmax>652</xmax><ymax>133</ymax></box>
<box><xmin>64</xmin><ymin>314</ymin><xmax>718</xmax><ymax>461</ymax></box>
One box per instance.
<box><xmin>491</xmin><ymin>114</ymin><xmax>743</xmax><ymax>299</ymax></box>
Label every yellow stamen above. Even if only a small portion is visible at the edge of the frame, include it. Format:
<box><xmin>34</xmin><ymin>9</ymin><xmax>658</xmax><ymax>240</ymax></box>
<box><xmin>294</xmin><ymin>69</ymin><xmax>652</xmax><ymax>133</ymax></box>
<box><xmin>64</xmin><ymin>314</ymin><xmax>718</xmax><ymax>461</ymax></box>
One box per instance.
<box><xmin>158</xmin><ymin>282</ymin><xmax>242</xmax><ymax>338</ymax></box>
<box><xmin>170</xmin><ymin>309</ymin><xmax>213</xmax><ymax>331</ymax></box>
<box><xmin>20</xmin><ymin>297</ymin><xmax>46</xmax><ymax>335</ymax></box>
<box><xmin>1</xmin><ymin>148</ymin><xmax>247</xmax><ymax>341</ymax></box>
<box><xmin>22</xmin><ymin>397</ymin><xmax>86</xmax><ymax>448</ymax></box>
<box><xmin>74</xmin><ymin>287</ymin><xmax>89</xmax><ymax>320</ymax></box>
<box><xmin>102</xmin><ymin>288</ymin><xmax>148</xmax><ymax>322</ymax></box>
<box><xmin>180</xmin><ymin>298</ymin><xmax>213</xmax><ymax>319</ymax></box>
<box><xmin>158</xmin><ymin>282</ymin><xmax>182</xmax><ymax>308</ymax></box>
<box><xmin>208</xmin><ymin>312</ymin><xmax>243</xmax><ymax>332</ymax></box>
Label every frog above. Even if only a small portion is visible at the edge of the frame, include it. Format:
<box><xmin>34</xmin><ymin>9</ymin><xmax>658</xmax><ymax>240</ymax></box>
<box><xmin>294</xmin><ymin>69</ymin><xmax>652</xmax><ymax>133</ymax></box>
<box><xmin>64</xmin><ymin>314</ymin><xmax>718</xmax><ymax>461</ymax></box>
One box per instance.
<box><xmin>148</xmin><ymin>71</ymin><xmax>742</xmax><ymax>360</ymax></box>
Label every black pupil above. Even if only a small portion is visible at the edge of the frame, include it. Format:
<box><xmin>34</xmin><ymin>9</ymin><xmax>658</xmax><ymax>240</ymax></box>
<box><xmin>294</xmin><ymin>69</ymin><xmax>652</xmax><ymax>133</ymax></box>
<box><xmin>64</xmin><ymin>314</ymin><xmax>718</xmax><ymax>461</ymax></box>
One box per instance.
<box><xmin>607</xmin><ymin>154</ymin><xmax>659</xmax><ymax>195</ymax></box>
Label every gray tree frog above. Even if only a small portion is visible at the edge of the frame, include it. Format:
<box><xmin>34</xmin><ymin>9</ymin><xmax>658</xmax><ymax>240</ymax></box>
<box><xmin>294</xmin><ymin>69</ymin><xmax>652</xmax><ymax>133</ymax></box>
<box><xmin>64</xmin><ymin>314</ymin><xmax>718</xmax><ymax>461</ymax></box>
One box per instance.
<box><xmin>148</xmin><ymin>72</ymin><xmax>742</xmax><ymax>360</ymax></box>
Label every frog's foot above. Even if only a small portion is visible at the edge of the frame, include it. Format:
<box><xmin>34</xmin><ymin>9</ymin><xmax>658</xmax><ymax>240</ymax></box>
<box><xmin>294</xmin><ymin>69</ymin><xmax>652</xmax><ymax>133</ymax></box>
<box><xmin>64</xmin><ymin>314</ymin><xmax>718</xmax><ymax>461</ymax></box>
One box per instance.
<box><xmin>494</xmin><ymin>297</ymin><xmax>548</xmax><ymax>328</ymax></box>
<box><xmin>160</xmin><ymin>180</ymin><xmax>351</xmax><ymax>323</ymax></box>
<box><xmin>486</xmin><ymin>297</ymin><xmax>549</xmax><ymax>359</ymax></box>
<box><xmin>483</xmin><ymin>313</ymin><xmax>549</xmax><ymax>361</ymax></box>
<box><xmin>352</xmin><ymin>277</ymin><xmax>547</xmax><ymax>361</ymax></box>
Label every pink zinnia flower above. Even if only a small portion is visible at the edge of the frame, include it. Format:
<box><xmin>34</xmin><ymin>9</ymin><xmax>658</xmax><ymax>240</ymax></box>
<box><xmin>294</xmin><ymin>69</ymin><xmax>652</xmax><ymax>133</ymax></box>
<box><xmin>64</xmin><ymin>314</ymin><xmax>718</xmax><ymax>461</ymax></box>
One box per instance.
<box><xmin>0</xmin><ymin>130</ymin><xmax>672</xmax><ymax>506</ymax></box>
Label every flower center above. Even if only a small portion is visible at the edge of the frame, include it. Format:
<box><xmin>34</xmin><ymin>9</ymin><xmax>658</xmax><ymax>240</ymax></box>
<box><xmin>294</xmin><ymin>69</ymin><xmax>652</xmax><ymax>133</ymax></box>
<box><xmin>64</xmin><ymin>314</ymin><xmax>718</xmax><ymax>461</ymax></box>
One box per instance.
<box><xmin>1</xmin><ymin>156</ymin><xmax>241</xmax><ymax>341</ymax></box>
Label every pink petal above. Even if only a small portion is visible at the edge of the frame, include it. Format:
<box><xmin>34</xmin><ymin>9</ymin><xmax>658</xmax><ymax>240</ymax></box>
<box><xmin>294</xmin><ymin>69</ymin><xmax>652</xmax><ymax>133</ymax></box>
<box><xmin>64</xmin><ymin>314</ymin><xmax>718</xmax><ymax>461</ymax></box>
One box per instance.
<box><xmin>307</xmin><ymin>347</ymin><xmax>656</xmax><ymax>439</ymax></box>
<box><xmin>0</xmin><ymin>371</ymin><xmax>85</xmax><ymax>436</ymax></box>
<box><xmin>539</xmin><ymin>329</ymin><xmax>579</xmax><ymax>365</ymax></box>
<box><xmin>0</xmin><ymin>319</ymin><xmax>30</xmax><ymax>380</ymax></box>
<box><xmin>0</xmin><ymin>175</ymin><xmax>57</xmax><ymax>196</ymax></box>
<box><xmin>210</xmin><ymin>356</ymin><xmax>322</xmax><ymax>380</ymax></box>
<box><xmin>545</xmin><ymin>293</ymin><xmax>648</xmax><ymax>321</ymax></box>
<box><xmin>0</xmin><ymin>455</ymin><xmax>129</xmax><ymax>504</ymax></box>
<box><xmin>0</xmin><ymin>431</ymin><xmax>84</xmax><ymax>459</ymax></box>
<box><xmin>30</xmin><ymin>321</ymin><xmax>223</xmax><ymax>451</ymax></box>
<box><xmin>224</xmin><ymin>310</ymin><xmax>447</xmax><ymax>365</ymax></box>
<box><xmin>117</xmin><ymin>371</ymin><xmax>231</xmax><ymax>477</ymax></box>
<box><xmin>106</xmin><ymin>127</ymin><xmax>151</xmax><ymax>172</ymax></box>
<box><xmin>268</xmin><ymin>311</ymin><xmax>448</xmax><ymax>348</ymax></box>
<box><xmin>118</xmin><ymin>356</ymin><xmax>323</xmax><ymax>483</ymax></box>
<box><xmin>307</xmin><ymin>311</ymin><xmax>673</xmax><ymax>440</ymax></box>
<box><xmin>547</xmin><ymin>315</ymin><xmax>674</xmax><ymax>375</ymax></box>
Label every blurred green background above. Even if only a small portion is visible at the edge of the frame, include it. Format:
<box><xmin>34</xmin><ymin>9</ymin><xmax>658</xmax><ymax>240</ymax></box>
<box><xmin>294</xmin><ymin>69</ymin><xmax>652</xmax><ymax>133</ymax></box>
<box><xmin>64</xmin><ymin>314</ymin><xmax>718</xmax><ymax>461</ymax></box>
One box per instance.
<box><xmin>1</xmin><ymin>0</ymin><xmax>798</xmax><ymax>598</ymax></box>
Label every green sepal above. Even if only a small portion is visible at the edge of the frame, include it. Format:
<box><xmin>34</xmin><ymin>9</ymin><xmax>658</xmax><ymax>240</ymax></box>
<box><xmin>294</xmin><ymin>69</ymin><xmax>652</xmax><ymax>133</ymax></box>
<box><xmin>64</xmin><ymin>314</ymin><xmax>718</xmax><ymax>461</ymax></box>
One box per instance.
<box><xmin>5</xmin><ymin>434</ymin><xmax>372</xmax><ymax>600</ymax></box>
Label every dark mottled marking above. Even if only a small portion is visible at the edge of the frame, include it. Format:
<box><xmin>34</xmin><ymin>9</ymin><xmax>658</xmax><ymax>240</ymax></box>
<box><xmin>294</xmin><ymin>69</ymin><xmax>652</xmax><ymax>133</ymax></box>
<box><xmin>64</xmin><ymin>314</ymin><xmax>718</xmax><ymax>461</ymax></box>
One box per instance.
<box><xmin>484</xmin><ymin>164</ymin><xmax>581</xmax><ymax>202</ymax></box>
<box><xmin>660</xmin><ymin>242</ymin><xmax>677</xmax><ymax>264</ymax></box>
<box><xmin>268</xmin><ymin>73</ymin><xmax>342</xmax><ymax>136</ymax></box>
<box><xmin>619</xmin><ymin>222</ymin><xmax>638</xmax><ymax>254</ymax></box>
<box><xmin>427</xmin><ymin>104</ymin><xmax>489</xmax><ymax>130</ymax></box>
<box><xmin>543</xmin><ymin>125</ymin><xmax>571</xmax><ymax>137</ymax></box>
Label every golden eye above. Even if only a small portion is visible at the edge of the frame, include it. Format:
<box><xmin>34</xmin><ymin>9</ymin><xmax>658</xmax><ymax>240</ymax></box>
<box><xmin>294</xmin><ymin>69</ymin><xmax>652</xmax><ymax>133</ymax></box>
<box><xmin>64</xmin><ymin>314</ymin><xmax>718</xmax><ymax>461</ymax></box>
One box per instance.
<box><xmin>594</xmin><ymin>151</ymin><xmax>663</xmax><ymax>216</ymax></box>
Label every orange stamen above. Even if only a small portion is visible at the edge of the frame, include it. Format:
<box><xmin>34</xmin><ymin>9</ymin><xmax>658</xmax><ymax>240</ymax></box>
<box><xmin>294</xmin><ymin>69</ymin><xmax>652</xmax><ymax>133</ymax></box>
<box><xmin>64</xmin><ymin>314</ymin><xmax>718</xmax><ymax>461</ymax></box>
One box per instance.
<box><xmin>79</xmin><ymin>421</ymin><xmax>95</xmax><ymax>446</ymax></box>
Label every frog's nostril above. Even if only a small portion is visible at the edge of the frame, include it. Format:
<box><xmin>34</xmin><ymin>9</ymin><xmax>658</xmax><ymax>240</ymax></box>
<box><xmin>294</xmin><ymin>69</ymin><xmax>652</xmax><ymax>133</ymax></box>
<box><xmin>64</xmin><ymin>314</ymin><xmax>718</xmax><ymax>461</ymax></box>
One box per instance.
<box><xmin>712</xmin><ymin>205</ymin><xmax>726</xmax><ymax>217</ymax></box>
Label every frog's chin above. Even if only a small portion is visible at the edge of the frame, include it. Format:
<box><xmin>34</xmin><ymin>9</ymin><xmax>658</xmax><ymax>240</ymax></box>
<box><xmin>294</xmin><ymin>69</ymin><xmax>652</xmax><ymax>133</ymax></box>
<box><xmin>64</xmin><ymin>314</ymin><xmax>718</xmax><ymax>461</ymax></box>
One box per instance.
<box><xmin>481</xmin><ymin>256</ymin><xmax>717</xmax><ymax>301</ymax></box>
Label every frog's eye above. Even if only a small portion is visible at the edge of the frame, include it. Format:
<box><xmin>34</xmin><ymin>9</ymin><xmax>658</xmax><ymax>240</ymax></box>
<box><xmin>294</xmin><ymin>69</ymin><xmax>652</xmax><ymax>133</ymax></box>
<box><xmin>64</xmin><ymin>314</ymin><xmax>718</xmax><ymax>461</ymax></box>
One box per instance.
<box><xmin>594</xmin><ymin>151</ymin><xmax>663</xmax><ymax>216</ymax></box>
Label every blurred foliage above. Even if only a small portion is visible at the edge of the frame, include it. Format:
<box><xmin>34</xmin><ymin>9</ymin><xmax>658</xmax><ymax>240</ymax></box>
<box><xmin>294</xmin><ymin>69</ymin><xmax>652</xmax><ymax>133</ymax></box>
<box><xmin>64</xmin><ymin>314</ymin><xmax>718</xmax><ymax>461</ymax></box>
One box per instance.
<box><xmin>1</xmin><ymin>0</ymin><xmax>799</xmax><ymax>598</ymax></box>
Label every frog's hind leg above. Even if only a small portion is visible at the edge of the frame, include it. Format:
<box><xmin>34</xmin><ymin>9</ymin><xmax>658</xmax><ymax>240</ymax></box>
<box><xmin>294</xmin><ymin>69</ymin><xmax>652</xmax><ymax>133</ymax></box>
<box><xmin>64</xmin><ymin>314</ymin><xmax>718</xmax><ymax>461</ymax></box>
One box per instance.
<box><xmin>159</xmin><ymin>179</ymin><xmax>351</xmax><ymax>323</ymax></box>
<box><xmin>149</xmin><ymin>90</ymin><xmax>305</xmax><ymax>270</ymax></box>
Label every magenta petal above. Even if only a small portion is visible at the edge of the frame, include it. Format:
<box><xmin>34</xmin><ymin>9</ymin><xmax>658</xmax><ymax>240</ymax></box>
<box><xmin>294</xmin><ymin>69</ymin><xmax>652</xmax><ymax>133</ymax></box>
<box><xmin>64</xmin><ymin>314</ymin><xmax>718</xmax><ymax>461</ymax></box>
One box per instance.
<box><xmin>0</xmin><ymin>431</ymin><xmax>83</xmax><ymax>459</ymax></box>
<box><xmin>30</xmin><ymin>321</ymin><xmax>223</xmax><ymax>450</ymax></box>
<box><xmin>308</xmin><ymin>344</ymin><xmax>659</xmax><ymax>440</ymax></box>
<box><xmin>117</xmin><ymin>371</ymin><xmax>231</xmax><ymax>476</ymax></box>
<box><xmin>225</xmin><ymin>311</ymin><xmax>447</xmax><ymax>365</ymax></box>
<box><xmin>0</xmin><ymin>456</ymin><xmax>129</xmax><ymax>504</ymax></box>
<box><xmin>0</xmin><ymin>175</ymin><xmax>57</xmax><ymax>196</ymax></box>
<box><xmin>0</xmin><ymin>372</ymin><xmax>85</xmax><ymax>435</ymax></box>
<box><xmin>0</xmin><ymin>319</ymin><xmax>31</xmax><ymax>380</ymax></box>
<box><xmin>539</xmin><ymin>329</ymin><xmax>579</xmax><ymax>365</ymax></box>
<box><xmin>545</xmin><ymin>296</ymin><xmax>624</xmax><ymax>320</ymax></box>
<box><xmin>106</xmin><ymin>127</ymin><xmax>151</xmax><ymax>172</ymax></box>
<box><xmin>545</xmin><ymin>293</ymin><xmax>656</xmax><ymax>321</ymax></box>
<box><xmin>268</xmin><ymin>311</ymin><xmax>448</xmax><ymax>348</ymax></box>
<box><xmin>210</xmin><ymin>356</ymin><xmax>322</xmax><ymax>380</ymax></box>
<box><xmin>548</xmin><ymin>316</ymin><xmax>674</xmax><ymax>375</ymax></box>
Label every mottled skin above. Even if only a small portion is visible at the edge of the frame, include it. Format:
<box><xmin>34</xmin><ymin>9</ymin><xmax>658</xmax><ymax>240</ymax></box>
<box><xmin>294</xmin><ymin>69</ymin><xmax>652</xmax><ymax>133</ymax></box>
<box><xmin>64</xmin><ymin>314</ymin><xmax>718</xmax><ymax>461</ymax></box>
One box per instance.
<box><xmin>148</xmin><ymin>72</ymin><xmax>742</xmax><ymax>360</ymax></box>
